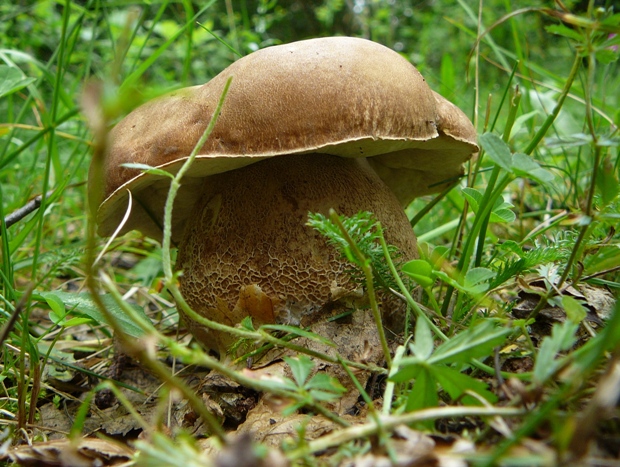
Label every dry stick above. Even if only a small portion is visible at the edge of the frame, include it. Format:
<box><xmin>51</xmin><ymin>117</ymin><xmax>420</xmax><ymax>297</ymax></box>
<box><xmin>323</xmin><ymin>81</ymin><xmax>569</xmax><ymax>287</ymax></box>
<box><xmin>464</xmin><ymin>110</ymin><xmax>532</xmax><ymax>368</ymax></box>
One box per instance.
<box><xmin>2</xmin><ymin>190</ymin><xmax>54</xmax><ymax>231</ymax></box>
<box><xmin>2</xmin><ymin>183</ymin><xmax>85</xmax><ymax>233</ymax></box>
<box><xmin>0</xmin><ymin>284</ymin><xmax>35</xmax><ymax>348</ymax></box>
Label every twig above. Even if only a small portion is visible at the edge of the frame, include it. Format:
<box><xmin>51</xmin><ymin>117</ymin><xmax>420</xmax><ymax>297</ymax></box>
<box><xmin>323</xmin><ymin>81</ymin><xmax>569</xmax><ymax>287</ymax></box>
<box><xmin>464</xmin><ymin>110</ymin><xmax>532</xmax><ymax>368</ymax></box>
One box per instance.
<box><xmin>0</xmin><ymin>283</ymin><xmax>35</xmax><ymax>348</ymax></box>
<box><xmin>2</xmin><ymin>182</ymin><xmax>84</xmax><ymax>233</ymax></box>
<box><xmin>2</xmin><ymin>190</ymin><xmax>52</xmax><ymax>230</ymax></box>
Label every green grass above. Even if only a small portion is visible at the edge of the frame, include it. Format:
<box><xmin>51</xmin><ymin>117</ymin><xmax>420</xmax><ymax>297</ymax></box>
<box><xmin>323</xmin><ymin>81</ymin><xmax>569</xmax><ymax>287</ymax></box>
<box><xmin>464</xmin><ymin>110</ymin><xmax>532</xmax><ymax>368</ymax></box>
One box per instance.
<box><xmin>1</xmin><ymin>0</ymin><xmax>619</xmax><ymax>465</ymax></box>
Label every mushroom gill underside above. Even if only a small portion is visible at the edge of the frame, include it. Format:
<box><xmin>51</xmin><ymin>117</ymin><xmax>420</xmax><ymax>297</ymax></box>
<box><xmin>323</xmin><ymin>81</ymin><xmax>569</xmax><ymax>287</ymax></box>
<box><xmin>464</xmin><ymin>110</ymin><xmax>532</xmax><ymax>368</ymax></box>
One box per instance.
<box><xmin>176</xmin><ymin>153</ymin><xmax>418</xmax><ymax>355</ymax></box>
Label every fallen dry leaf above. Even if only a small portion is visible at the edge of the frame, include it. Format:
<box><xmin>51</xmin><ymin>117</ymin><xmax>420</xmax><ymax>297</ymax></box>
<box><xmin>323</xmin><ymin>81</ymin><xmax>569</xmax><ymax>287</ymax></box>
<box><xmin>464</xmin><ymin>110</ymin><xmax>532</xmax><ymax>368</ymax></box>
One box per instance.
<box><xmin>3</xmin><ymin>437</ymin><xmax>133</xmax><ymax>467</ymax></box>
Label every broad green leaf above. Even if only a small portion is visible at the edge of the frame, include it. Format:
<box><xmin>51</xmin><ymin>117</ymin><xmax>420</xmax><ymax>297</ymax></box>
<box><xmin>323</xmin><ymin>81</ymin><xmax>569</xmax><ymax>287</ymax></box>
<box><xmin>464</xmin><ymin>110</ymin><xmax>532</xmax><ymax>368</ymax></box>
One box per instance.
<box><xmin>0</xmin><ymin>65</ymin><xmax>35</xmax><ymax>99</ymax></box>
<box><xmin>402</xmin><ymin>259</ymin><xmax>434</xmax><ymax>288</ymax></box>
<box><xmin>479</xmin><ymin>133</ymin><xmax>512</xmax><ymax>171</ymax></box>
<box><xmin>491</xmin><ymin>206</ymin><xmax>516</xmax><ymax>223</ymax></box>
<box><xmin>498</xmin><ymin>240</ymin><xmax>525</xmax><ymax>257</ymax></box>
<box><xmin>511</xmin><ymin>153</ymin><xmax>554</xmax><ymax>184</ymax></box>
<box><xmin>545</xmin><ymin>24</ymin><xmax>584</xmax><ymax>41</ymax></box>
<box><xmin>411</xmin><ymin>317</ymin><xmax>433</xmax><ymax>360</ymax></box>
<box><xmin>404</xmin><ymin>367</ymin><xmax>438</xmax><ymax>420</ymax></box>
<box><xmin>546</xmin><ymin>133</ymin><xmax>592</xmax><ymax>148</ymax></box>
<box><xmin>45</xmin><ymin>294</ymin><xmax>67</xmax><ymax>324</ymax></box>
<box><xmin>420</xmin><ymin>244</ymin><xmax>450</xmax><ymax>270</ymax></box>
<box><xmin>306</xmin><ymin>373</ymin><xmax>346</xmax><ymax>401</ymax></box>
<box><xmin>240</xmin><ymin>316</ymin><xmax>255</xmax><ymax>331</ymax></box>
<box><xmin>432</xmin><ymin>366</ymin><xmax>497</xmax><ymax>404</ymax></box>
<box><xmin>601</xmin><ymin>13</ymin><xmax>620</xmax><ymax>27</ymax></box>
<box><xmin>270</xmin><ymin>377</ymin><xmax>298</xmax><ymax>392</ymax></box>
<box><xmin>308</xmin><ymin>389</ymin><xmax>344</xmax><ymax>402</ymax></box>
<box><xmin>284</xmin><ymin>355</ymin><xmax>313</xmax><ymax>386</ymax></box>
<box><xmin>533</xmin><ymin>321</ymin><xmax>578</xmax><ymax>384</ymax></box>
<box><xmin>462</xmin><ymin>187</ymin><xmax>515</xmax><ymax>223</ymax></box>
<box><xmin>595</xmin><ymin>48</ymin><xmax>618</xmax><ymax>64</ymax></box>
<box><xmin>62</xmin><ymin>317</ymin><xmax>94</xmax><ymax>327</ymax></box>
<box><xmin>489</xmin><ymin>200</ymin><xmax>515</xmax><ymax>224</ymax></box>
<box><xmin>464</xmin><ymin>267</ymin><xmax>496</xmax><ymax>288</ymax></box>
<box><xmin>389</xmin><ymin>358</ymin><xmax>423</xmax><ymax>383</ymax></box>
<box><xmin>568</xmin><ymin>301</ymin><xmax>620</xmax><ymax>377</ymax></box>
<box><xmin>433</xmin><ymin>270</ymin><xmax>463</xmax><ymax>291</ymax></box>
<box><xmin>596</xmin><ymin>158</ymin><xmax>619</xmax><ymax>206</ymax></box>
<box><xmin>461</xmin><ymin>187</ymin><xmax>482</xmax><ymax>212</ymax></box>
<box><xmin>583</xmin><ymin>245</ymin><xmax>620</xmax><ymax>276</ymax></box>
<box><xmin>37</xmin><ymin>291</ymin><xmax>153</xmax><ymax>337</ymax></box>
<box><xmin>433</xmin><ymin>268</ymin><xmax>494</xmax><ymax>297</ymax></box>
<box><xmin>429</xmin><ymin>321</ymin><xmax>511</xmax><ymax>365</ymax></box>
<box><xmin>121</xmin><ymin>162</ymin><xmax>175</xmax><ymax>178</ymax></box>
<box><xmin>305</xmin><ymin>373</ymin><xmax>344</xmax><ymax>392</ymax></box>
<box><xmin>561</xmin><ymin>295</ymin><xmax>587</xmax><ymax>324</ymax></box>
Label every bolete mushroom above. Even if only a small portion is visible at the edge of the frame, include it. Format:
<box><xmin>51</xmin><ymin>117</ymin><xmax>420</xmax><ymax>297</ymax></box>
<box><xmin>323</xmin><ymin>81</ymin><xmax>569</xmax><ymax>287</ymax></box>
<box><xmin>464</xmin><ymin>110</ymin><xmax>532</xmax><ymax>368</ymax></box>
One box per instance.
<box><xmin>91</xmin><ymin>37</ymin><xmax>478</xmax><ymax>356</ymax></box>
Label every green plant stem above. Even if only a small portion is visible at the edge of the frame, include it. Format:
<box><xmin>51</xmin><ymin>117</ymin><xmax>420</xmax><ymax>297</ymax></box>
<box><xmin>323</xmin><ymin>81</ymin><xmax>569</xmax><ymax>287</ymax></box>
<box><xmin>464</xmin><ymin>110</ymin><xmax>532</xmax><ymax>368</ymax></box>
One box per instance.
<box><xmin>161</xmin><ymin>77</ymin><xmax>233</xmax><ymax>280</ymax></box>
<box><xmin>424</xmin><ymin>288</ymin><xmax>442</xmax><ymax>316</ymax></box>
<box><xmin>168</xmin><ymin>340</ymin><xmax>350</xmax><ymax>428</ymax></box>
<box><xmin>523</xmin><ymin>53</ymin><xmax>582</xmax><ymax>155</ymax></box>
<box><xmin>103</xmin><ymin>271</ymin><xmax>351</xmax><ymax>429</ymax></box>
<box><xmin>152</xmin><ymin>78</ymin><xmax>351</xmax><ymax>428</ymax></box>
<box><xmin>17</xmin><ymin>0</ymin><xmax>72</xmax><ymax>431</ymax></box>
<box><xmin>288</xmin><ymin>406</ymin><xmax>525</xmax><ymax>460</ymax></box>
<box><xmin>474</xmin><ymin>87</ymin><xmax>521</xmax><ymax>268</ymax></box>
<box><xmin>336</xmin><ymin>356</ymin><xmax>397</xmax><ymax>463</ymax></box>
<box><xmin>103</xmin><ymin>285</ymin><xmax>354</xmax><ymax>429</ymax></box>
<box><xmin>409</xmin><ymin>183</ymin><xmax>456</xmax><ymax>228</ymax></box>
<box><xmin>329</xmin><ymin>210</ymin><xmax>392</xmax><ymax>368</ymax></box>
<box><xmin>378</xmin><ymin>233</ymin><xmax>446</xmax><ymax>340</ymax></box>
<box><xmin>381</xmin><ymin>229</ymin><xmax>528</xmax><ymax>380</ymax></box>
<box><xmin>484</xmin><ymin>301</ymin><xmax>620</xmax><ymax>466</ymax></box>
<box><xmin>257</xmin><ymin>329</ymin><xmax>383</xmax><ymax>374</ymax></box>
<box><xmin>441</xmin><ymin>171</ymin><xmax>512</xmax><ymax>318</ymax></box>
<box><xmin>96</xmin><ymin>272</ymin><xmax>227</xmax><ymax>440</ymax></box>
<box><xmin>556</xmin><ymin>28</ymin><xmax>601</xmax><ymax>290</ymax></box>
<box><xmin>528</xmin><ymin>33</ymin><xmax>601</xmax><ymax>320</ymax></box>
<box><xmin>488</xmin><ymin>62</ymin><xmax>519</xmax><ymax>134</ymax></box>
<box><xmin>167</xmin><ymin>280</ymin><xmax>382</xmax><ymax>374</ymax></box>
<box><xmin>84</xmin><ymin>78</ymin><xmax>234</xmax><ymax>443</ymax></box>
<box><xmin>119</xmin><ymin>2</ymin><xmax>216</xmax><ymax>94</ymax></box>
<box><xmin>87</xmin><ymin>79</ymin><xmax>232</xmax><ymax>443</ymax></box>
<box><xmin>0</xmin><ymin>186</ymin><xmax>15</xmax><ymax>299</ymax></box>
<box><xmin>382</xmin><ymin>345</ymin><xmax>407</xmax><ymax>416</ymax></box>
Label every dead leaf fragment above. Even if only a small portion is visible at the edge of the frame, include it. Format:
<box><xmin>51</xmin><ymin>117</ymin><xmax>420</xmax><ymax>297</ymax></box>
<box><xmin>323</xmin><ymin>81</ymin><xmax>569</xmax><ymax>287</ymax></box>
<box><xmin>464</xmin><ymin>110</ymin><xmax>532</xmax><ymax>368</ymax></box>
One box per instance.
<box><xmin>4</xmin><ymin>437</ymin><xmax>133</xmax><ymax>467</ymax></box>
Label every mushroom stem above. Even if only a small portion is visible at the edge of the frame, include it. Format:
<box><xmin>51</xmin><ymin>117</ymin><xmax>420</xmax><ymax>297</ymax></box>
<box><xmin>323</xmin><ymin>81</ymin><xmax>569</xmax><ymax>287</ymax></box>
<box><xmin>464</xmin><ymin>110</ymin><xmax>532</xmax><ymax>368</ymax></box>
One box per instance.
<box><xmin>176</xmin><ymin>153</ymin><xmax>418</xmax><ymax>355</ymax></box>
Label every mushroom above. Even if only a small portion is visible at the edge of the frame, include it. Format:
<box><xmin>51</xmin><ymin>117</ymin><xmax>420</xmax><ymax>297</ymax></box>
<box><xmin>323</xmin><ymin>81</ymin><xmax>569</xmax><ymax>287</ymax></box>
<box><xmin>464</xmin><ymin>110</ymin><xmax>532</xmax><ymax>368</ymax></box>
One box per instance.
<box><xmin>91</xmin><ymin>37</ymin><xmax>478</xmax><ymax>355</ymax></box>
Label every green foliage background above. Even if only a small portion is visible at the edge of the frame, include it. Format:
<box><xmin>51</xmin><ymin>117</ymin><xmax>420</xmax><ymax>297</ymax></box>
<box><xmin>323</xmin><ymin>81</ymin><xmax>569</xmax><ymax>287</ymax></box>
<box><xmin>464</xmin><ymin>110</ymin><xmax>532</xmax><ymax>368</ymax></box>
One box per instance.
<box><xmin>1</xmin><ymin>0</ymin><xmax>620</xmax><ymax>463</ymax></box>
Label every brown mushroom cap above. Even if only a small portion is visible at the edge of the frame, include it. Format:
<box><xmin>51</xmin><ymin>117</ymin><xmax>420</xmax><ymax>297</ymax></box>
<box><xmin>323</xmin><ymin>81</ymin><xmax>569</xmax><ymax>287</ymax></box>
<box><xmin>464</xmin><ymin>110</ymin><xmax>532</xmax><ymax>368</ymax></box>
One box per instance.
<box><xmin>92</xmin><ymin>36</ymin><xmax>478</xmax><ymax>242</ymax></box>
